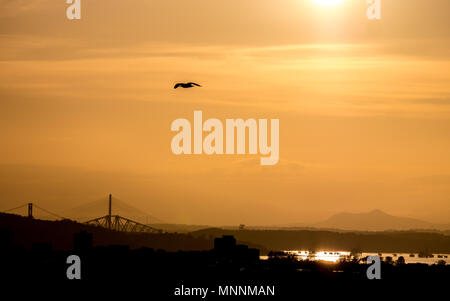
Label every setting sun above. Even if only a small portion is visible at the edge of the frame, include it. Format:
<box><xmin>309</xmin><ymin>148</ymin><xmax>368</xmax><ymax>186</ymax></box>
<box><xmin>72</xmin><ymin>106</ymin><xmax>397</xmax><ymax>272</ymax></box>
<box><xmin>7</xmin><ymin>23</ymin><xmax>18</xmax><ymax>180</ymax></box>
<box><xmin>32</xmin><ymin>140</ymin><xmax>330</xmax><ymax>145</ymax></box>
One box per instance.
<box><xmin>312</xmin><ymin>0</ymin><xmax>344</xmax><ymax>6</ymax></box>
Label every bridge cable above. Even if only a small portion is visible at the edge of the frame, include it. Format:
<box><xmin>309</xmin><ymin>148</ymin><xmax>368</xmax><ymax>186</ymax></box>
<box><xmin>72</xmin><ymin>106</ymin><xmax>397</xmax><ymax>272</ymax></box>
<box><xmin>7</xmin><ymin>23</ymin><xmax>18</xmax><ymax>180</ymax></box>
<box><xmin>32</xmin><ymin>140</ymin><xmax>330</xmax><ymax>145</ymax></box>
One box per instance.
<box><xmin>3</xmin><ymin>204</ymin><xmax>28</xmax><ymax>213</ymax></box>
<box><xmin>33</xmin><ymin>204</ymin><xmax>68</xmax><ymax>220</ymax></box>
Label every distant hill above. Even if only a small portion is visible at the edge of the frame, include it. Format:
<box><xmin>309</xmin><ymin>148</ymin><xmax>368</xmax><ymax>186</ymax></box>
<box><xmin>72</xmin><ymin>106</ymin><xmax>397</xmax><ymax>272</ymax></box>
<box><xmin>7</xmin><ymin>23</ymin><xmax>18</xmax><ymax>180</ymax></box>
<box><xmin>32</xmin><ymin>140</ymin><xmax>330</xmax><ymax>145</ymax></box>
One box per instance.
<box><xmin>149</xmin><ymin>224</ymin><xmax>210</xmax><ymax>233</ymax></box>
<box><xmin>191</xmin><ymin>227</ymin><xmax>450</xmax><ymax>253</ymax></box>
<box><xmin>0</xmin><ymin>212</ymin><xmax>210</xmax><ymax>251</ymax></box>
<box><xmin>312</xmin><ymin>210</ymin><xmax>450</xmax><ymax>231</ymax></box>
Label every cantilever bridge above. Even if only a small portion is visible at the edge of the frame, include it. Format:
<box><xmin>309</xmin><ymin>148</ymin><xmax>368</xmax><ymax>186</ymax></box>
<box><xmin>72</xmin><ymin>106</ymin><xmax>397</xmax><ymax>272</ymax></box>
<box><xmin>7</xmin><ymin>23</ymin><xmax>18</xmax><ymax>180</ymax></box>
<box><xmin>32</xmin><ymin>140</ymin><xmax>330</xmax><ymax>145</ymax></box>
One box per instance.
<box><xmin>85</xmin><ymin>194</ymin><xmax>162</xmax><ymax>233</ymax></box>
<box><xmin>1</xmin><ymin>194</ymin><xmax>162</xmax><ymax>234</ymax></box>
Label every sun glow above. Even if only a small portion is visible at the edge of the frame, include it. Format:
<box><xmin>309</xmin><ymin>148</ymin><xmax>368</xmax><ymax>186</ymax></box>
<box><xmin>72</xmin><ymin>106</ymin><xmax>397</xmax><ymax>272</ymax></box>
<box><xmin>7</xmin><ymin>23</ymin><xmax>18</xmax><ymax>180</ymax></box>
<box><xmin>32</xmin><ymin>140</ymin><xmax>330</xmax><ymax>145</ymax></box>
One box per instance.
<box><xmin>312</xmin><ymin>0</ymin><xmax>344</xmax><ymax>6</ymax></box>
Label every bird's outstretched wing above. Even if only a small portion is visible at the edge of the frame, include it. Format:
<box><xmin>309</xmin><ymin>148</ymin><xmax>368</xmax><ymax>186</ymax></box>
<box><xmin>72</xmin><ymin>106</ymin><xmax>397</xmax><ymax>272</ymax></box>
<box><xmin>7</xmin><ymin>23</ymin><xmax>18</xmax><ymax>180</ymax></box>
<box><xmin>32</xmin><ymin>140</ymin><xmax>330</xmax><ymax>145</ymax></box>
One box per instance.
<box><xmin>174</xmin><ymin>83</ymin><xmax>181</xmax><ymax>89</ymax></box>
<box><xmin>188</xmin><ymin>82</ymin><xmax>201</xmax><ymax>87</ymax></box>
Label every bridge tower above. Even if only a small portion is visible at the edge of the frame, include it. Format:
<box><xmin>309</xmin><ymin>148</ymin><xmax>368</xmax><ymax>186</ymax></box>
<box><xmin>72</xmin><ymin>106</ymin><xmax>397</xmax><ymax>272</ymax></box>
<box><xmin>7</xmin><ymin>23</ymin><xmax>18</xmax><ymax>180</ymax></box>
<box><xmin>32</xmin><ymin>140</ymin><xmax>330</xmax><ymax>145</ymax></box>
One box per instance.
<box><xmin>28</xmin><ymin>203</ymin><xmax>33</xmax><ymax>218</ymax></box>
<box><xmin>107</xmin><ymin>193</ymin><xmax>112</xmax><ymax>230</ymax></box>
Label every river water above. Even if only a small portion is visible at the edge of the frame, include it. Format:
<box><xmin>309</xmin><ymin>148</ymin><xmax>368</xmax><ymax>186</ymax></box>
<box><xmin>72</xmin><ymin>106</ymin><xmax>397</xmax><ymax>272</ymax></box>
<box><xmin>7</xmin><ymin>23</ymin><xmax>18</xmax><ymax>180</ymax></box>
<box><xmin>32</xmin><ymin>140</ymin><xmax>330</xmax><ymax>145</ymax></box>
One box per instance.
<box><xmin>260</xmin><ymin>250</ymin><xmax>449</xmax><ymax>265</ymax></box>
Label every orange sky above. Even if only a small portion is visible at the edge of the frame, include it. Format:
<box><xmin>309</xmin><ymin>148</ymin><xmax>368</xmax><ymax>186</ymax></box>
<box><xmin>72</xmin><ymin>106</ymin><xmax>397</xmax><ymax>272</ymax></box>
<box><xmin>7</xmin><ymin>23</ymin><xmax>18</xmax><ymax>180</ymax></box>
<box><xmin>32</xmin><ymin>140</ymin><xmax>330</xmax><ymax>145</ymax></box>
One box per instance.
<box><xmin>0</xmin><ymin>0</ymin><xmax>449</xmax><ymax>225</ymax></box>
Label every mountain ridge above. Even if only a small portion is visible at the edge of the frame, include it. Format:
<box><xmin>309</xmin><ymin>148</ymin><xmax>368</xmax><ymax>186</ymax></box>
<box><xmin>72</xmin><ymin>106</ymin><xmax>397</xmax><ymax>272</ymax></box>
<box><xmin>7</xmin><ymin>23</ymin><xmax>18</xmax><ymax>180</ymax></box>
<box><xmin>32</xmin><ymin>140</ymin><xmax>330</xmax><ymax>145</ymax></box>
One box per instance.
<box><xmin>310</xmin><ymin>209</ymin><xmax>450</xmax><ymax>231</ymax></box>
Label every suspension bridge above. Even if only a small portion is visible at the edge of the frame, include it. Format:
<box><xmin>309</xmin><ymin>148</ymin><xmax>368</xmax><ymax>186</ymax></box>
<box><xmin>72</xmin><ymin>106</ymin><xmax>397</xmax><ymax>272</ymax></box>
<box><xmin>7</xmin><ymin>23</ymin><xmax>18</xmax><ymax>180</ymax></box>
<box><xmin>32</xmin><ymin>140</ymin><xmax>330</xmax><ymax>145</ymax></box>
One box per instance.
<box><xmin>1</xmin><ymin>194</ymin><xmax>162</xmax><ymax>234</ymax></box>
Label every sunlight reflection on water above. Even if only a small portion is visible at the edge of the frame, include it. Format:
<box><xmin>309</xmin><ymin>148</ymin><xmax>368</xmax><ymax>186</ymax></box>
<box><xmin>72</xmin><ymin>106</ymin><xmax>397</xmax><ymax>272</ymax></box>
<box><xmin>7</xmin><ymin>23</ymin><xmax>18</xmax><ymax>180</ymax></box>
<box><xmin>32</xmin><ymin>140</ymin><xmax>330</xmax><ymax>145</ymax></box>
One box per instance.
<box><xmin>284</xmin><ymin>250</ymin><xmax>350</xmax><ymax>262</ymax></box>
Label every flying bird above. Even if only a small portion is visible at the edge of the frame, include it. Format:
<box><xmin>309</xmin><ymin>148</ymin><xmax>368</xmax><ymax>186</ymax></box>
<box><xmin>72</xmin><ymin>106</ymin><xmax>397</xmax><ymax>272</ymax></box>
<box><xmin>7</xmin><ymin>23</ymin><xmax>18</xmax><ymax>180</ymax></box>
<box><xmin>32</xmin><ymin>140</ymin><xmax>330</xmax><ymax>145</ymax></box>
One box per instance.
<box><xmin>174</xmin><ymin>82</ymin><xmax>202</xmax><ymax>89</ymax></box>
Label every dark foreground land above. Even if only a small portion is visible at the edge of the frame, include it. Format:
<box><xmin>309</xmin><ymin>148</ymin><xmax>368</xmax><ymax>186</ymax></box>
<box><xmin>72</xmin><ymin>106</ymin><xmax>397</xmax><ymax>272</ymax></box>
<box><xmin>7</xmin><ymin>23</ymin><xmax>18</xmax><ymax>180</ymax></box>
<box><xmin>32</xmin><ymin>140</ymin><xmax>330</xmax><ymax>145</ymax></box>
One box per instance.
<box><xmin>1</xmin><ymin>212</ymin><xmax>449</xmax><ymax>289</ymax></box>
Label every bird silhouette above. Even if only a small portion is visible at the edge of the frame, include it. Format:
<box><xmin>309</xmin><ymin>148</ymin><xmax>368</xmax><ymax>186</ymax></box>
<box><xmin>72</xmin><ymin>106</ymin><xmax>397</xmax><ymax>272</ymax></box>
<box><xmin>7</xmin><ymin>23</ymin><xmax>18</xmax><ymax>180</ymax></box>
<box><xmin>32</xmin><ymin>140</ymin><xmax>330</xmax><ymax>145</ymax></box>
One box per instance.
<box><xmin>174</xmin><ymin>82</ymin><xmax>202</xmax><ymax>89</ymax></box>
